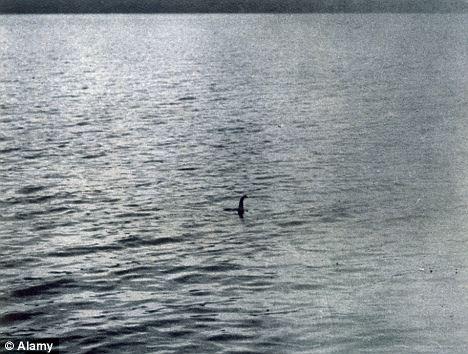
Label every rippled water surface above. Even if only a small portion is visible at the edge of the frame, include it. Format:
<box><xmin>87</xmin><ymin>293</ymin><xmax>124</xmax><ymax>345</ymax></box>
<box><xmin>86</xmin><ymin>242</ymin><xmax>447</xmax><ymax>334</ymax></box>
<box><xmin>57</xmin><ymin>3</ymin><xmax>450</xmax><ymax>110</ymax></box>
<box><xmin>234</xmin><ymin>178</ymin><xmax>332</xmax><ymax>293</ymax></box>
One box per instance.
<box><xmin>1</xmin><ymin>13</ymin><xmax>467</xmax><ymax>353</ymax></box>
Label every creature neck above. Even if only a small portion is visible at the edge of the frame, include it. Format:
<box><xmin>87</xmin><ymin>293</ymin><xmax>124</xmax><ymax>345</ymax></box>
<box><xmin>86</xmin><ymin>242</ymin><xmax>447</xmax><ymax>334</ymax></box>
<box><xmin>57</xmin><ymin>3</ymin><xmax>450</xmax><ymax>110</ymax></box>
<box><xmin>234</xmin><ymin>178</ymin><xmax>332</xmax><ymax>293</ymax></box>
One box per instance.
<box><xmin>238</xmin><ymin>197</ymin><xmax>245</xmax><ymax>210</ymax></box>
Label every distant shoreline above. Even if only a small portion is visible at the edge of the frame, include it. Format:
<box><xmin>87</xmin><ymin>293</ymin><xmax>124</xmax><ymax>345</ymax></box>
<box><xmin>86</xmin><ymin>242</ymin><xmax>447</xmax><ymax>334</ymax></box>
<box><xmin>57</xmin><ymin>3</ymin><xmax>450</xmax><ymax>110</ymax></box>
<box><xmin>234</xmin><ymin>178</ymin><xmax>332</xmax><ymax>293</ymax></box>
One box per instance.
<box><xmin>1</xmin><ymin>0</ymin><xmax>467</xmax><ymax>15</ymax></box>
<box><xmin>1</xmin><ymin>10</ymin><xmax>467</xmax><ymax>14</ymax></box>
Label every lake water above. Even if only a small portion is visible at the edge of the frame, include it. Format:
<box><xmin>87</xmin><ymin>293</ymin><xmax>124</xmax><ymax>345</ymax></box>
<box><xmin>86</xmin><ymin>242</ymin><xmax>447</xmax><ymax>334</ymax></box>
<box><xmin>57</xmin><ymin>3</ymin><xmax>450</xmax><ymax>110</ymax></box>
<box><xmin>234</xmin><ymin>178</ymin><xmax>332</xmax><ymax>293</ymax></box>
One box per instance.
<box><xmin>0</xmin><ymin>13</ymin><xmax>467</xmax><ymax>353</ymax></box>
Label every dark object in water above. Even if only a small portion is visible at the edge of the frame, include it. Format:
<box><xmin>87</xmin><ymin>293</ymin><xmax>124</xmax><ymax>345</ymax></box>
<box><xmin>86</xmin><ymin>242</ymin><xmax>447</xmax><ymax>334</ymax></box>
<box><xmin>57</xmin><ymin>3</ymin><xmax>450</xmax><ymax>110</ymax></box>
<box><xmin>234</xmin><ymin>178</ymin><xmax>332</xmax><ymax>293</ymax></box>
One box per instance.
<box><xmin>224</xmin><ymin>195</ymin><xmax>248</xmax><ymax>218</ymax></box>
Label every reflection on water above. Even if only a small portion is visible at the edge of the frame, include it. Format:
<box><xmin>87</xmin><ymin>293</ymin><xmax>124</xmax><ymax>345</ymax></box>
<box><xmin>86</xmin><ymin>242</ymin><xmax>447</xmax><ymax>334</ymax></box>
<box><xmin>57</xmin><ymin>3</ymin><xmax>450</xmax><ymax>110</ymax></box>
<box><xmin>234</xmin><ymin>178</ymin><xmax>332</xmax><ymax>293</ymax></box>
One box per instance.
<box><xmin>0</xmin><ymin>13</ymin><xmax>467</xmax><ymax>353</ymax></box>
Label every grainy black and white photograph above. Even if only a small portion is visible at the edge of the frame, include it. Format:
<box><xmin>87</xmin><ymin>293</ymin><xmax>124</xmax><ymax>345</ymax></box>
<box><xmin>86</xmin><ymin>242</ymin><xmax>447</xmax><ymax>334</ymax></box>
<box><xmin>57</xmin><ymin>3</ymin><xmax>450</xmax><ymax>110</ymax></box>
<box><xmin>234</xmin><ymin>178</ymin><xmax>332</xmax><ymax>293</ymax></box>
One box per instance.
<box><xmin>0</xmin><ymin>0</ymin><xmax>467</xmax><ymax>353</ymax></box>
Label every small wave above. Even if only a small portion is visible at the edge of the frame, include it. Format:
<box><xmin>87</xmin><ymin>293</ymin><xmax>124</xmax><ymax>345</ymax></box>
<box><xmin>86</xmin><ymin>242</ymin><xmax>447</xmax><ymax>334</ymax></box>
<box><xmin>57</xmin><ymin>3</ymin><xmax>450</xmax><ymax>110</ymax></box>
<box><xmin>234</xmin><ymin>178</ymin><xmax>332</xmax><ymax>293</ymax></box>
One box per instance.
<box><xmin>210</xmin><ymin>96</ymin><xmax>228</xmax><ymax>102</ymax></box>
<box><xmin>277</xmin><ymin>220</ymin><xmax>307</xmax><ymax>228</ymax></box>
<box><xmin>165</xmin><ymin>330</ymin><xmax>194</xmax><ymax>338</ymax></box>
<box><xmin>17</xmin><ymin>185</ymin><xmax>49</xmax><ymax>195</ymax></box>
<box><xmin>207</xmin><ymin>333</ymin><xmax>253</xmax><ymax>342</ymax></box>
<box><xmin>115</xmin><ymin>212</ymin><xmax>153</xmax><ymax>219</ymax></box>
<box><xmin>145</xmin><ymin>318</ymin><xmax>183</xmax><ymax>327</ymax></box>
<box><xmin>200</xmin><ymin>262</ymin><xmax>242</xmax><ymax>273</ymax></box>
<box><xmin>177</xmin><ymin>166</ymin><xmax>198</xmax><ymax>171</ymax></box>
<box><xmin>12</xmin><ymin>206</ymin><xmax>74</xmax><ymax>220</ymax></box>
<box><xmin>52</xmin><ymin>93</ymin><xmax>79</xmax><ymax>99</ymax></box>
<box><xmin>289</xmin><ymin>283</ymin><xmax>323</xmax><ymax>291</ymax></box>
<box><xmin>82</xmin><ymin>152</ymin><xmax>106</xmax><ymax>159</ymax></box>
<box><xmin>48</xmin><ymin>244</ymin><xmax>121</xmax><ymax>257</ymax></box>
<box><xmin>0</xmin><ymin>147</ymin><xmax>20</xmax><ymax>154</ymax></box>
<box><xmin>178</xmin><ymin>96</ymin><xmax>197</xmax><ymax>101</ymax></box>
<box><xmin>112</xmin><ymin>265</ymin><xmax>153</xmax><ymax>276</ymax></box>
<box><xmin>384</xmin><ymin>214</ymin><xmax>426</xmax><ymax>223</ymax></box>
<box><xmin>171</xmin><ymin>273</ymin><xmax>205</xmax><ymax>284</ymax></box>
<box><xmin>208</xmin><ymin>144</ymin><xmax>226</xmax><ymax>149</ymax></box>
<box><xmin>320</xmin><ymin>216</ymin><xmax>338</xmax><ymax>223</ymax></box>
<box><xmin>0</xmin><ymin>257</ymin><xmax>38</xmax><ymax>268</ymax></box>
<box><xmin>243</xmin><ymin>281</ymin><xmax>274</xmax><ymax>289</ymax></box>
<box><xmin>160</xmin><ymin>265</ymin><xmax>192</xmax><ymax>275</ymax></box>
<box><xmin>330</xmin><ymin>206</ymin><xmax>352</xmax><ymax>217</ymax></box>
<box><xmin>11</xmin><ymin>194</ymin><xmax>55</xmax><ymax>205</ymax></box>
<box><xmin>179</xmin><ymin>303</ymin><xmax>214</xmax><ymax>315</ymax></box>
<box><xmin>143</xmin><ymin>159</ymin><xmax>164</xmax><ymax>164</ymax></box>
<box><xmin>134</xmin><ymin>182</ymin><xmax>154</xmax><ymax>188</ymax></box>
<box><xmin>23</xmin><ymin>153</ymin><xmax>45</xmax><ymax>160</ymax></box>
<box><xmin>188</xmin><ymin>289</ymin><xmax>211</xmax><ymax>297</ymax></box>
<box><xmin>0</xmin><ymin>311</ymin><xmax>44</xmax><ymax>325</ymax></box>
<box><xmin>254</xmin><ymin>175</ymin><xmax>278</xmax><ymax>181</ymax></box>
<box><xmin>11</xmin><ymin>278</ymin><xmax>76</xmax><ymax>298</ymax></box>
<box><xmin>117</xmin><ymin>235</ymin><xmax>182</xmax><ymax>248</ymax></box>
<box><xmin>212</xmin><ymin>126</ymin><xmax>245</xmax><ymax>134</ymax></box>
<box><xmin>33</xmin><ymin>221</ymin><xmax>77</xmax><ymax>231</ymax></box>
